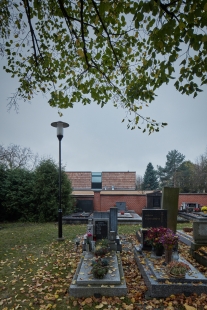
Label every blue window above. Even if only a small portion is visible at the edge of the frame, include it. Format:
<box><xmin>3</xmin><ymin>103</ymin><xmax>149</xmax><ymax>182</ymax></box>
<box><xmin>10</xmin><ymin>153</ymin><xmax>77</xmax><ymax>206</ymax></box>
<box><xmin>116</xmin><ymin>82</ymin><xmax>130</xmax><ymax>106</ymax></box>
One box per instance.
<box><xmin>91</xmin><ymin>172</ymin><xmax>102</xmax><ymax>189</ymax></box>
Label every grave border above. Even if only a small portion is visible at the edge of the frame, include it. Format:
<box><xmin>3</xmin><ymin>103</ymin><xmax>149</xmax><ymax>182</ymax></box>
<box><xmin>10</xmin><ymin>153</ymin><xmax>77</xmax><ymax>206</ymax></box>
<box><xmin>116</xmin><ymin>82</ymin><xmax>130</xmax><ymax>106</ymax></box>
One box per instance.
<box><xmin>134</xmin><ymin>246</ymin><xmax>207</xmax><ymax>298</ymax></box>
<box><xmin>69</xmin><ymin>251</ymin><xmax>127</xmax><ymax>297</ymax></box>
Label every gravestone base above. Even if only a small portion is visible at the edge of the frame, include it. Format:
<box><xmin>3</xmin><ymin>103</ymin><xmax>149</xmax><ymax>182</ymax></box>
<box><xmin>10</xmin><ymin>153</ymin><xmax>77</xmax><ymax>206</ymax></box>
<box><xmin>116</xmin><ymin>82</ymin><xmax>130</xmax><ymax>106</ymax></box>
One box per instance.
<box><xmin>108</xmin><ymin>240</ymin><xmax>117</xmax><ymax>251</ymax></box>
<box><xmin>191</xmin><ymin>248</ymin><xmax>207</xmax><ymax>267</ymax></box>
<box><xmin>69</xmin><ymin>251</ymin><xmax>127</xmax><ymax>297</ymax></box>
<box><xmin>134</xmin><ymin>246</ymin><xmax>207</xmax><ymax>298</ymax></box>
<box><xmin>190</xmin><ymin>241</ymin><xmax>207</xmax><ymax>251</ymax></box>
<box><xmin>177</xmin><ymin>230</ymin><xmax>207</xmax><ymax>268</ymax></box>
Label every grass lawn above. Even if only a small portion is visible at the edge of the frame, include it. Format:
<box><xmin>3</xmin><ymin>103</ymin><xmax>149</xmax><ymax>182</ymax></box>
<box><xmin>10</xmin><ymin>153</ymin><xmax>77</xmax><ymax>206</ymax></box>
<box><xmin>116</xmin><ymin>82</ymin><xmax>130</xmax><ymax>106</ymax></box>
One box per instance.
<box><xmin>1</xmin><ymin>222</ymin><xmax>207</xmax><ymax>310</ymax></box>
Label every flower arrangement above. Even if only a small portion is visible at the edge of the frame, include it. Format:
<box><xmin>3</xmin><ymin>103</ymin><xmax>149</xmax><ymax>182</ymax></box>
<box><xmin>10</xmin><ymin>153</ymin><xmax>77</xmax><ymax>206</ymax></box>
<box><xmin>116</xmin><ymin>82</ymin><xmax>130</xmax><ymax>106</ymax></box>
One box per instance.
<box><xmin>159</xmin><ymin>229</ymin><xmax>179</xmax><ymax>249</ymax></box>
<box><xmin>84</xmin><ymin>232</ymin><xmax>92</xmax><ymax>244</ymax></box>
<box><xmin>194</xmin><ymin>207</ymin><xmax>200</xmax><ymax>212</ymax></box>
<box><xmin>94</xmin><ymin>239</ymin><xmax>109</xmax><ymax>257</ymax></box>
<box><xmin>167</xmin><ymin>261</ymin><xmax>190</xmax><ymax>277</ymax></box>
<box><xmin>146</xmin><ymin>227</ymin><xmax>168</xmax><ymax>248</ymax></box>
<box><xmin>91</xmin><ymin>258</ymin><xmax>109</xmax><ymax>279</ymax></box>
<box><xmin>94</xmin><ymin>245</ymin><xmax>109</xmax><ymax>257</ymax></box>
<box><xmin>201</xmin><ymin>206</ymin><xmax>207</xmax><ymax>212</ymax></box>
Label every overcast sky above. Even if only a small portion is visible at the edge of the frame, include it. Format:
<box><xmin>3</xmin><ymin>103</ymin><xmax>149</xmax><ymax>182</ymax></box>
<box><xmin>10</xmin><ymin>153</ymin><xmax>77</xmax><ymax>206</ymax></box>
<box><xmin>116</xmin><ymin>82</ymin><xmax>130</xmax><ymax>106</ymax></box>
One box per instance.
<box><xmin>0</xmin><ymin>58</ymin><xmax>206</xmax><ymax>177</ymax></box>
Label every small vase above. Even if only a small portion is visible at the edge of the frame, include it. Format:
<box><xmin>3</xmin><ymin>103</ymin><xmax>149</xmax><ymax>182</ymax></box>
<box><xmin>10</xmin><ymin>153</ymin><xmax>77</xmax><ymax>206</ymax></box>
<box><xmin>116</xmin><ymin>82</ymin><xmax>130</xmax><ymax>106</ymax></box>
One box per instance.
<box><xmin>86</xmin><ymin>243</ymin><xmax>90</xmax><ymax>252</ymax></box>
<box><xmin>151</xmin><ymin>246</ymin><xmax>156</xmax><ymax>258</ymax></box>
<box><xmin>165</xmin><ymin>248</ymin><xmax>173</xmax><ymax>264</ymax></box>
<box><xmin>91</xmin><ymin>241</ymin><xmax>96</xmax><ymax>252</ymax></box>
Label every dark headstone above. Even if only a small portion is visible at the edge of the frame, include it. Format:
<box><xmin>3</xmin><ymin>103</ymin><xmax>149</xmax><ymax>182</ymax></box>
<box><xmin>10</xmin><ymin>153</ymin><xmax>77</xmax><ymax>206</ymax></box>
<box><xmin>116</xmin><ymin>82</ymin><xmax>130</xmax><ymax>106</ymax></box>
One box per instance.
<box><xmin>94</xmin><ymin>220</ymin><xmax>108</xmax><ymax>240</ymax></box>
<box><xmin>142</xmin><ymin>209</ymin><xmax>167</xmax><ymax>228</ymax></box>
<box><xmin>110</xmin><ymin>207</ymin><xmax>118</xmax><ymax>236</ymax></box>
<box><xmin>146</xmin><ymin>192</ymin><xmax>162</xmax><ymax>209</ymax></box>
<box><xmin>116</xmin><ymin>202</ymin><xmax>127</xmax><ymax>211</ymax></box>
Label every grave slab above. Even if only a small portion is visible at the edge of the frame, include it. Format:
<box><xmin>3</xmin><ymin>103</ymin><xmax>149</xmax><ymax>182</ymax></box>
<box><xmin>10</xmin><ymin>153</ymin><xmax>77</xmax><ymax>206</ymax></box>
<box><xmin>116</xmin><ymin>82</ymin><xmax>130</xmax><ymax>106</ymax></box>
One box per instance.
<box><xmin>76</xmin><ymin>252</ymin><xmax>121</xmax><ymax>285</ymax></box>
<box><xmin>134</xmin><ymin>246</ymin><xmax>207</xmax><ymax>298</ymax></box>
<box><xmin>118</xmin><ymin>212</ymin><xmax>133</xmax><ymax>218</ymax></box>
<box><xmin>177</xmin><ymin>230</ymin><xmax>192</xmax><ymax>246</ymax></box>
<box><xmin>69</xmin><ymin>251</ymin><xmax>127</xmax><ymax>297</ymax></box>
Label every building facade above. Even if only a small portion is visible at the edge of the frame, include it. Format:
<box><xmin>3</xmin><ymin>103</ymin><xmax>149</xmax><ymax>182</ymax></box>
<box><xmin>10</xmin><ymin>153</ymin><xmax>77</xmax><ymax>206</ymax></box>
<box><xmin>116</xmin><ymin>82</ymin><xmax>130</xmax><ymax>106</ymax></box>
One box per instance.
<box><xmin>66</xmin><ymin>171</ymin><xmax>207</xmax><ymax>215</ymax></box>
<box><xmin>66</xmin><ymin>171</ymin><xmax>136</xmax><ymax>191</ymax></box>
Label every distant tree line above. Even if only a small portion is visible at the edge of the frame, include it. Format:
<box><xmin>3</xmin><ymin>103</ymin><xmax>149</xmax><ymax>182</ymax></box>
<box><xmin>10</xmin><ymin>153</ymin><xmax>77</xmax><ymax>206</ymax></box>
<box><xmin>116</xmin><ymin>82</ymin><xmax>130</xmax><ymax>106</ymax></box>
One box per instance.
<box><xmin>0</xmin><ymin>144</ymin><xmax>74</xmax><ymax>222</ymax></box>
<box><xmin>137</xmin><ymin>149</ymin><xmax>207</xmax><ymax>193</ymax></box>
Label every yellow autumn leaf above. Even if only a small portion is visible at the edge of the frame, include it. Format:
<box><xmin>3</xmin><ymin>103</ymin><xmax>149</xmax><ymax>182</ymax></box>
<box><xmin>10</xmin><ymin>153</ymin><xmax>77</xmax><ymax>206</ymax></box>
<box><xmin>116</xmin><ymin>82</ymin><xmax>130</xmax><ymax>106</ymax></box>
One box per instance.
<box><xmin>124</xmin><ymin>305</ymin><xmax>134</xmax><ymax>310</ymax></box>
<box><xmin>184</xmin><ymin>304</ymin><xmax>197</xmax><ymax>310</ymax></box>
<box><xmin>95</xmin><ymin>304</ymin><xmax>104</xmax><ymax>309</ymax></box>
<box><xmin>84</xmin><ymin>297</ymin><xmax>92</xmax><ymax>304</ymax></box>
<box><xmin>77</xmin><ymin>49</ymin><xmax>84</xmax><ymax>57</ymax></box>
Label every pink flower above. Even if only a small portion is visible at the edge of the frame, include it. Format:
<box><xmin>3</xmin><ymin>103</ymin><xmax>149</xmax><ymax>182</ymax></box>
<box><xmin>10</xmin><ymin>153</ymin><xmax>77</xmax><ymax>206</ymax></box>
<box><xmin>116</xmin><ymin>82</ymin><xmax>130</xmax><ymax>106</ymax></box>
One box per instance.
<box><xmin>159</xmin><ymin>229</ymin><xmax>179</xmax><ymax>249</ymax></box>
<box><xmin>146</xmin><ymin>227</ymin><xmax>168</xmax><ymax>247</ymax></box>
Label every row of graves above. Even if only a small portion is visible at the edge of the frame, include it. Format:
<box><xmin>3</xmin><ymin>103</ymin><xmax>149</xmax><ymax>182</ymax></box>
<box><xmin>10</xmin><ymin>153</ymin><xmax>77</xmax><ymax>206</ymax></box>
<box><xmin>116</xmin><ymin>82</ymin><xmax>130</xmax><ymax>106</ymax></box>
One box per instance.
<box><xmin>135</xmin><ymin>187</ymin><xmax>207</xmax><ymax>298</ymax></box>
<box><xmin>69</xmin><ymin>188</ymin><xmax>207</xmax><ymax>298</ymax></box>
<box><xmin>63</xmin><ymin>201</ymin><xmax>142</xmax><ymax>224</ymax></box>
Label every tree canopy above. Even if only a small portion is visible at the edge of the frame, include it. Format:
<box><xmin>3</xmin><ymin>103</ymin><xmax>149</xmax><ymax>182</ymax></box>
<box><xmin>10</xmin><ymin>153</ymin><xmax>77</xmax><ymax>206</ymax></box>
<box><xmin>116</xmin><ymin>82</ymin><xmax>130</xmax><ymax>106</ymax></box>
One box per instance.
<box><xmin>157</xmin><ymin>149</ymin><xmax>185</xmax><ymax>187</ymax></box>
<box><xmin>0</xmin><ymin>157</ymin><xmax>74</xmax><ymax>222</ymax></box>
<box><xmin>0</xmin><ymin>144</ymin><xmax>38</xmax><ymax>170</ymax></box>
<box><xmin>1</xmin><ymin>0</ymin><xmax>207</xmax><ymax>133</ymax></box>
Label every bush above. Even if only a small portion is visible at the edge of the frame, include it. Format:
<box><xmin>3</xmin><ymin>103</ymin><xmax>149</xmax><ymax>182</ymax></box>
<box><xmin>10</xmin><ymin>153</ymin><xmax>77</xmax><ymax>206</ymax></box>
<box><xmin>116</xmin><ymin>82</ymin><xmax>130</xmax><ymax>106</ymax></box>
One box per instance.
<box><xmin>0</xmin><ymin>158</ymin><xmax>74</xmax><ymax>222</ymax></box>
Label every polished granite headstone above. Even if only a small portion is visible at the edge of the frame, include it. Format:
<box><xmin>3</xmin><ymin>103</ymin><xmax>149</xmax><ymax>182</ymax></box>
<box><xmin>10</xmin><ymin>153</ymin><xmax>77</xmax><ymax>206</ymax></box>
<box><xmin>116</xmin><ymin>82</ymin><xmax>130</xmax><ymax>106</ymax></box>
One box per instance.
<box><xmin>146</xmin><ymin>191</ymin><xmax>162</xmax><ymax>209</ymax></box>
<box><xmin>142</xmin><ymin>209</ymin><xmax>167</xmax><ymax>228</ymax></box>
<box><xmin>93</xmin><ymin>211</ymin><xmax>109</xmax><ymax>240</ymax></box>
<box><xmin>110</xmin><ymin>207</ymin><xmax>118</xmax><ymax>236</ymax></box>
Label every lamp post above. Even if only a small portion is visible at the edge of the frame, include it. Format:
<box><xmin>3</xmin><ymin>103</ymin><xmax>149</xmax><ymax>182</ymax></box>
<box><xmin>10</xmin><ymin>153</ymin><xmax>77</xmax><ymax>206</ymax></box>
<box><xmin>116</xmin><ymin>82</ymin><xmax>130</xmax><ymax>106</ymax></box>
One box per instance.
<box><xmin>51</xmin><ymin>121</ymin><xmax>69</xmax><ymax>240</ymax></box>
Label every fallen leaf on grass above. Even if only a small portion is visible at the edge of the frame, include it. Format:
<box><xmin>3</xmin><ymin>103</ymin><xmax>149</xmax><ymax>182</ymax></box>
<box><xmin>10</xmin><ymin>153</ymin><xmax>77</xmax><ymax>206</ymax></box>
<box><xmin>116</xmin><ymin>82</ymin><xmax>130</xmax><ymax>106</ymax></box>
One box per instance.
<box><xmin>84</xmin><ymin>297</ymin><xmax>92</xmax><ymax>304</ymax></box>
<box><xmin>95</xmin><ymin>303</ymin><xmax>104</xmax><ymax>309</ymax></box>
<box><xmin>184</xmin><ymin>304</ymin><xmax>197</xmax><ymax>310</ymax></box>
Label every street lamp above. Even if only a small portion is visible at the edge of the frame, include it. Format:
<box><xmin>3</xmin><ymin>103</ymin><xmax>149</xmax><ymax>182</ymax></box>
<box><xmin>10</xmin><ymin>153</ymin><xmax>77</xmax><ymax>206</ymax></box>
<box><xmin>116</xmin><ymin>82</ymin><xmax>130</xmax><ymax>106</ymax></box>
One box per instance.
<box><xmin>51</xmin><ymin>121</ymin><xmax>69</xmax><ymax>240</ymax></box>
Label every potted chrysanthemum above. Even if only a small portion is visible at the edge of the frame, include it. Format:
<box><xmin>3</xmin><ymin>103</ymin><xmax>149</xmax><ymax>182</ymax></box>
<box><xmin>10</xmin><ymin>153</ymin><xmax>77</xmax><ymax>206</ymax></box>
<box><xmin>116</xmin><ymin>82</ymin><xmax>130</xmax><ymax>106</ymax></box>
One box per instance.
<box><xmin>201</xmin><ymin>206</ymin><xmax>207</xmax><ymax>213</ymax></box>
<box><xmin>91</xmin><ymin>258</ymin><xmax>109</xmax><ymax>279</ymax></box>
<box><xmin>146</xmin><ymin>227</ymin><xmax>168</xmax><ymax>256</ymax></box>
<box><xmin>159</xmin><ymin>229</ymin><xmax>179</xmax><ymax>264</ymax></box>
<box><xmin>167</xmin><ymin>261</ymin><xmax>190</xmax><ymax>278</ymax></box>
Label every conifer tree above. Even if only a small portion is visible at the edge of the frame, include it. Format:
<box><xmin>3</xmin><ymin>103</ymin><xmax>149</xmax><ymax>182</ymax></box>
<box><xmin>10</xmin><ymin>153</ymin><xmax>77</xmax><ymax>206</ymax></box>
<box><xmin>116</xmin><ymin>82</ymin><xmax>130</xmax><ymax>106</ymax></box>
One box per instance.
<box><xmin>142</xmin><ymin>162</ymin><xmax>159</xmax><ymax>190</ymax></box>
<box><xmin>157</xmin><ymin>150</ymin><xmax>185</xmax><ymax>187</ymax></box>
